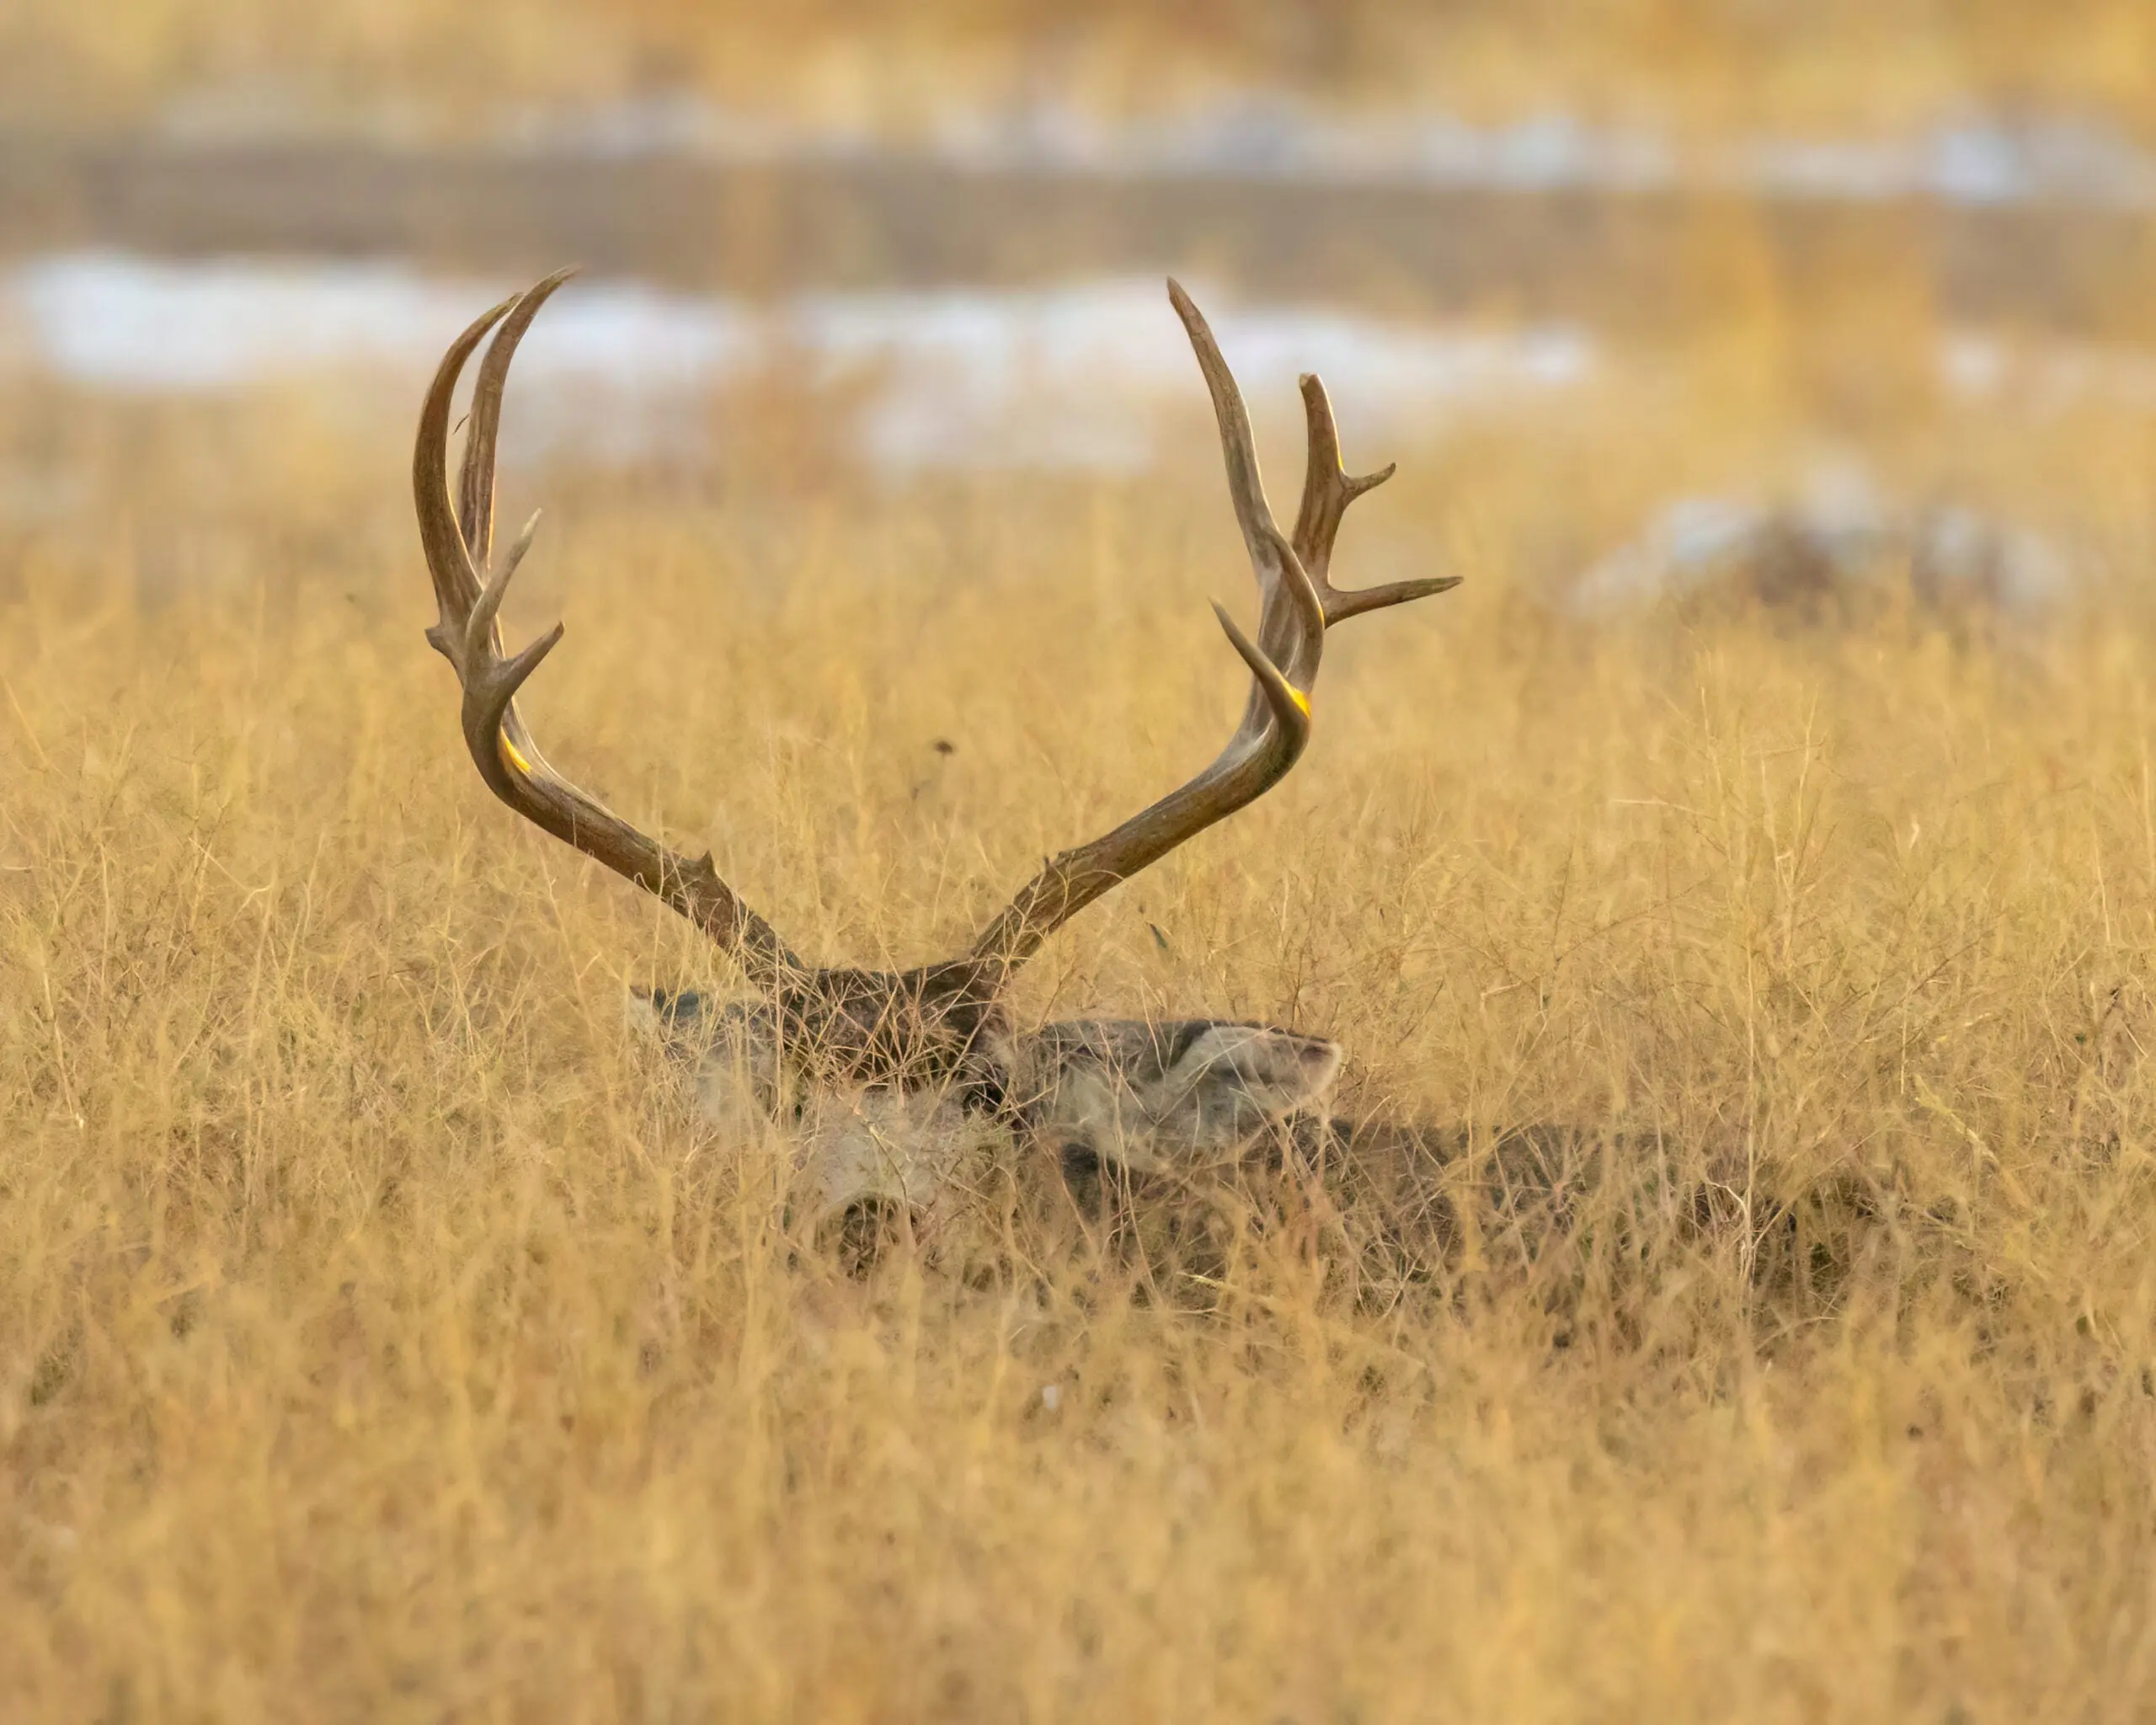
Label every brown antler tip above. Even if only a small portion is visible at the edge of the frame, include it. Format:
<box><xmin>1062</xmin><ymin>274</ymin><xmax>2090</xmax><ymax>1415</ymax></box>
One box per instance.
<box><xmin>1299</xmin><ymin>374</ymin><xmax>1340</xmax><ymax>447</ymax></box>
<box><xmin>493</xmin><ymin>618</ymin><xmax>566</xmax><ymax>695</ymax></box>
<box><xmin>1166</xmin><ymin>277</ymin><xmax>1209</xmax><ymax>333</ymax></box>
<box><xmin>1323</xmin><ymin>573</ymin><xmax>1464</xmax><ymax>627</ymax></box>
<box><xmin>1210</xmin><ymin>601</ymin><xmax>1313</xmax><ymax>730</ymax></box>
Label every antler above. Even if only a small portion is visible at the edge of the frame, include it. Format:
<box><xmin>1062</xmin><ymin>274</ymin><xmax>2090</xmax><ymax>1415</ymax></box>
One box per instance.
<box><xmin>414</xmin><ymin>272</ymin><xmax>1454</xmax><ymax>1088</ymax></box>
<box><xmin>962</xmin><ymin>280</ymin><xmax>1460</xmax><ymax>976</ymax></box>
<box><xmin>413</xmin><ymin>270</ymin><xmax>803</xmax><ymax>990</ymax></box>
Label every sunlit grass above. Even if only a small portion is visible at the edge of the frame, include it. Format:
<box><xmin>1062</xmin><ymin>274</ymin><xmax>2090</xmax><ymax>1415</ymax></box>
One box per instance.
<box><xmin>3</xmin><ymin>339</ymin><xmax>2155</xmax><ymax>1716</ymax></box>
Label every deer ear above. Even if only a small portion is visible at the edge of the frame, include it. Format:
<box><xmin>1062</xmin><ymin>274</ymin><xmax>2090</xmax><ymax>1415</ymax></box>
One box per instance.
<box><xmin>1161</xmin><ymin>1023</ymin><xmax>1343</xmax><ymax>1121</ymax></box>
<box><xmin>625</xmin><ymin>987</ymin><xmax>705</xmax><ymax>1047</ymax></box>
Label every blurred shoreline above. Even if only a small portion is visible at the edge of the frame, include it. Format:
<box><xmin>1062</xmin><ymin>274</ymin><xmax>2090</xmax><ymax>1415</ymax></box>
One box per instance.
<box><xmin>3</xmin><ymin>109</ymin><xmax>2154</xmax><ymax>334</ymax></box>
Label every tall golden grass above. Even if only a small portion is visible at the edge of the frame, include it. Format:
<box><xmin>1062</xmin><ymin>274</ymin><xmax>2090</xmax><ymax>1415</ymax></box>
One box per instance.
<box><xmin>3</xmin><ymin>344</ymin><xmax>2155</xmax><ymax>1716</ymax></box>
<box><xmin>10</xmin><ymin>0</ymin><xmax>2156</xmax><ymax>135</ymax></box>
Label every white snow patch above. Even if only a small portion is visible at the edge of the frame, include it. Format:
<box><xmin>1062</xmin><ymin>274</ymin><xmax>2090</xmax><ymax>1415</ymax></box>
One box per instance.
<box><xmin>3</xmin><ymin>253</ymin><xmax>1596</xmax><ymax>473</ymax></box>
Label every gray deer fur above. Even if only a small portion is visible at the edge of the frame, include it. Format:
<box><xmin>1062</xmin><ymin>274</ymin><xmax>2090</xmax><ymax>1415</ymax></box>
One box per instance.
<box><xmin>630</xmin><ymin>988</ymin><xmax>1349</xmax><ymax>1231</ymax></box>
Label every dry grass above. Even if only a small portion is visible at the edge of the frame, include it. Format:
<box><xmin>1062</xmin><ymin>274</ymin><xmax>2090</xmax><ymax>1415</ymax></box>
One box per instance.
<box><xmin>8</xmin><ymin>0</ymin><xmax>2156</xmax><ymax>136</ymax></box>
<box><xmin>4</xmin><ymin>352</ymin><xmax>2156</xmax><ymax>1718</ymax></box>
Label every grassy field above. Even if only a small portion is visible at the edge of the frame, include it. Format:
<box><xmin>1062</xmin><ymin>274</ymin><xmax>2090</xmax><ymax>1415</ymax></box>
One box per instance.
<box><xmin>8</xmin><ymin>0</ymin><xmax>2156</xmax><ymax>136</ymax></box>
<box><xmin>3</xmin><ymin>334</ymin><xmax>2155</xmax><ymax>1717</ymax></box>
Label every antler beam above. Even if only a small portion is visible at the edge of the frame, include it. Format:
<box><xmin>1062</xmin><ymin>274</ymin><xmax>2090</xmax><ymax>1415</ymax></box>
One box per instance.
<box><xmin>962</xmin><ymin>280</ymin><xmax>1460</xmax><ymax>976</ymax></box>
<box><xmin>413</xmin><ymin>271</ymin><xmax>803</xmax><ymax>988</ymax></box>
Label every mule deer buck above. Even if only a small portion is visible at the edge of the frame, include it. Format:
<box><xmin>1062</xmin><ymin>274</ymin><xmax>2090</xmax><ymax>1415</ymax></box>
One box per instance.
<box><xmin>415</xmin><ymin>270</ymin><xmax>1470</xmax><ymax>1248</ymax></box>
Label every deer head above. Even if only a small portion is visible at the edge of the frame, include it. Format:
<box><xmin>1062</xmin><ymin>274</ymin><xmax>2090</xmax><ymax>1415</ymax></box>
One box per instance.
<box><xmin>414</xmin><ymin>274</ymin><xmax>1458</xmax><ymax>1220</ymax></box>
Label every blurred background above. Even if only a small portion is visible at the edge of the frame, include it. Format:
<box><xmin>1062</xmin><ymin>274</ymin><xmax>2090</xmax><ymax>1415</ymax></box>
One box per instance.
<box><xmin>3</xmin><ymin>0</ymin><xmax>2155</xmax><ymax>614</ymax></box>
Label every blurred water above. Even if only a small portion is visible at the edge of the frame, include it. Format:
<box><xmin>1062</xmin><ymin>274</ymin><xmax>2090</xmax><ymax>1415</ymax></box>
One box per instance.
<box><xmin>13</xmin><ymin>120</ymin><xmax>2148</xmax><ymax>337</ymax></box>
<box><xmin>1</xmin><ymin>253</ymin><xmax>1597</xmax><ymax>472</ymax></box>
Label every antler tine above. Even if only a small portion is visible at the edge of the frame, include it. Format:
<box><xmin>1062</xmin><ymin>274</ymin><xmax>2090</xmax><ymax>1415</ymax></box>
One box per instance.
<box><xmin>417</xmin><ymin>292</ymin><xmax>516</xmax><ymax>660</ymax></box>
<box><xmin>1292</xmin><ymin>372</ymin><xmax>1462</xmax><ymax>625</ymax></box>
<box><xmin>1167</xmin><ymin>280</ymin><xmax>1327</xmax><ymax>693</ymax></box>
<box><xmin>414</xmin><ymin>275</ymin><xmax>803</xmax><ymax>986</ymax></box>
<box><xmin>456</xmin><ymin>266</ymin><xmax>575</xmax><ymax>570</ymax></box>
